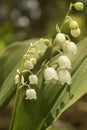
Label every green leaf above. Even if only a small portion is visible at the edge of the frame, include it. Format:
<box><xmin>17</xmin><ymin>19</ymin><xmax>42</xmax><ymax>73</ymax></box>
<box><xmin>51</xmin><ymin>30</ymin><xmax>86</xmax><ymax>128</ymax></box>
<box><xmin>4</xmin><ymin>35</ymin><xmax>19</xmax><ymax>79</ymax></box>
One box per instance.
<box><xmin>0</xmin><ymin>39</ymin><xmax>50</xmax><ymax>111</ymax></box>
<box><xmin>12</xmin><ymin>37</ymin><xmax>87</xmax><ymax>130</ymax></box>
<box><xmin>45</xmin><ymin>59</ymin><xmax>87</xmax><ymax>130</ymax></box>
<box><xmin>1</xmin><ymin>37</ymin><xmax>87</xmax><ymax>130</ymax></box>
<box><xmin>42</xmin><ymin>37</ymin><xmax>87</xmax><ymax>130</ymax></box>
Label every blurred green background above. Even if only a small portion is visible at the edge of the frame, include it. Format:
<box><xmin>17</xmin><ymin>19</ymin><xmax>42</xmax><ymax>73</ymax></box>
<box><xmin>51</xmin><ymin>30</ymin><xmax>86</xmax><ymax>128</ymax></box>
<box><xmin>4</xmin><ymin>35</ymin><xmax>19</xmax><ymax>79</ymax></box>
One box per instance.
<box><xmin>0</xmin><ymin>0</ymin><xmax>87</xmax><ymax>50</ymax></box>
<box><xmin>0</xmin><ymin>0</ymin><xmax>87</xmax><ymax>130</ymax></box>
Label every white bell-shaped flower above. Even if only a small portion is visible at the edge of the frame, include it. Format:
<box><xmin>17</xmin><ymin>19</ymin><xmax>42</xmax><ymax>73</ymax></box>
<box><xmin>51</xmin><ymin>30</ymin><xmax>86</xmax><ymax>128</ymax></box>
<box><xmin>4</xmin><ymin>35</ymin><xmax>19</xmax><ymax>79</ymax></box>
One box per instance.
<box><xmin>55</xmin><ymin>33</ymin><xmax>66</xmax><ymax>44</ymax></box>
<box><xmin>44</xmin><ymin>67</ymin><xmax>58</xmax><ymax>82</ymax></box>
<box><xmin>29</xmin><ymin>75</ymin><xmax>38</xmax><ymax>85</ymax></box>
<box><xmin>15</xmin><ymin>74</ymin><xmax>24</xmax><ymax>84</ymax></box>
<box><xmin>63</xmin><ymin>40</ymin><xmax>77</xmax><ymax>55</ymax></box>
<box><xmin>58</xmin><ymin>55</ymin><xmax>71</xmax><ymax>69</ymax></box>
<box><xmin>24</xmin><ymin>60</ymin><xmax>34</xmax><ymax>70</ymax></box>
<box><xmin>58</xmin><ymin>70</ymin><xmax>71</xmax><ymax>85</ymax></box>
<box><xmin>71</xmin><ymin>28</ymin><xmax>81</xmax><ymax>38</ymax></box>
<box><xmin>26</xmin><ymin>89</ymin><xmax>37</xmax><ymax>100</ymax></box>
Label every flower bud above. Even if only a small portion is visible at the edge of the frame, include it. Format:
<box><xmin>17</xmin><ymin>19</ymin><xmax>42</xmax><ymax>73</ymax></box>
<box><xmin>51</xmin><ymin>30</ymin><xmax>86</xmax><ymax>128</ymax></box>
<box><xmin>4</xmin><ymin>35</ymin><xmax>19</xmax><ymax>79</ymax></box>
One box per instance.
<box><xmin>17</xmin><ymin>69</ymin><xmax>20</xmax><ymax>74</ymax></box>
<box><xmin>58</xmin><ymin>70</ymin><xmax>71</xmax><ymax>85</ymax></box>
<box><xmin>69</xmin><ymin>20</ymin><xmax>78</xmax><ymax>29</ymax></box>
<box><xmin>63</xmin><ymin>40</ymin><xmax>77</xmax><ymax>55</ymax></box>
<box><xmin>55</xmin><ymin>33</ymin><xmax>66</xmax><ymax>44</ymax></box>
<box><xmin>29</xmin><ymin>75</ymin><xmax>38</xmax><ymax>85</ymax></box>
<box><xmin>15</xmin><ymin>74</ymin><xmax>19</xmax><ymax>84</ymax></box>
<box><xmin>74</xmin><ymin>2</ymin><xmax>84</xmax><ymax>11</ymax></box>
<box><xmin>44</xmin><ymin>67</ymin><xmax>58</xmax><ymax>82</ymax></box>
<box><xmin>21</xmin><ymin>75</ymin><xmax>24</xmax><ymax>84</ymax></box>
<box><xmin>58</xmin><ymin>55</ymin><xmax>71</xmax><ymax>69</ymax></box>
<box><xmin>24</xmin><ymin>60</ymin><xmax>34</xmax><ymax>70</ymax></box>
<box><xmin>44</xmin><ymin>39</ymin><xmax>51</xmax><ymax>47</ymax></box>
<box><xmin>71</xmin><ymin>28</ymin><xmax>81</xmax><ymax>37</ymax></box>
<box><xmin>37</xmin><ymin>50</ymin><xmax>43</xmax><ymax>56</ymax></box>
<box><xmin>30</xmin><ymin>58</ymin><xmax>36</xmax><ymax>65</ymax></box>
<box><xmin>15</xmin><ymin>74</ymin><xmax>24</xmax><ymax>84</ymax></box>
<box><xmin>26</xmin><ymin>89</ymin><xmax>37</xmax><ymax>100</ymax></box>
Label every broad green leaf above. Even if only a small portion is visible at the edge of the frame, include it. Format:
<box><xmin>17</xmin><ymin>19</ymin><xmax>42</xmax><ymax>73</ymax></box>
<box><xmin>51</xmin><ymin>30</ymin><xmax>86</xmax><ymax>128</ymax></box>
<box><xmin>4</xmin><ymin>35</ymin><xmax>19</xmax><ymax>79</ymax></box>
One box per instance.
<box><xmin>12</xmin><ymin>37</ymin><xmax>87</xmax><ymax>130</ymax></box>
<box><xmin>42</xmin><ymin>37</ymin><xmax>87</xmax><ymax>130</ymax></box>
<box><xmin>45</xmin><ymin>59</ymin><xmax>87</xmax><ymax>130</ymax></box>
<box><xmin>0</xmin><ymin>39</ymin><xmax>50</xmax><ymax>111</ymax></box>
<box><xmin>1</xmin><ymin>37</ymin><xmax>87</xmax><ymax>130</ymax></box>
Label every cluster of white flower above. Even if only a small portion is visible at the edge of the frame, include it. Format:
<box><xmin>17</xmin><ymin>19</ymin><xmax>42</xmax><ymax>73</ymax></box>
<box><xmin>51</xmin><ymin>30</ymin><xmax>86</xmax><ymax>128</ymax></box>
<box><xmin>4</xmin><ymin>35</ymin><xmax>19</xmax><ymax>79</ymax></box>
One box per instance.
<box><xmin>49</xmin><ymin>2</ymin><xmax>84</xmax><ymax>85</ymax></box>
<box><xmin>43</xmin><ymin>32</ymin><xmax>77</xmax><ymax>85</ymax></box>
<box><xmin>26</xmin><ymin>74</ymin><xmax>38</xmax><ymax>100</ymax></box>
<box><xmin>54</xmin><ymin>31</ymin><xmax>78</xmax><ymax>84</ymax></box>
<box><xmin>15</xmin><ymin>39</ymin><xmax>51</xmax><ymax>100</ymax></box>
<box><xmin>15</xmin><ymin>69</ymin><xmax>38</xmax><ymax>100</ymax></box>
<box><xmin>14</xmin><ymin>1</ymin><xmax>84</xmax><ymax>101</ymax></box>
<box><xmin>15</xmin><ymin>43</ymin><xmax>38</xmax><ymax>100</ymax></box>
<box><xmin>45</xmin><ymin>4</ymin><xmax>82</xmax><ymax>85</ymax></box>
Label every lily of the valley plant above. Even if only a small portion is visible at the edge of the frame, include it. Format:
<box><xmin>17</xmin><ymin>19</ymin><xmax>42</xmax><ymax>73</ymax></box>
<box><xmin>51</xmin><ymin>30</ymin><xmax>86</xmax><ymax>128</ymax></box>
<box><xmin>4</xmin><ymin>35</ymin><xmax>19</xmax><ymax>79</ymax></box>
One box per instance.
<box><xmin>0</xmin><ymin>1</ymin><xmax>87</xmax><ymax>130</ymax></box>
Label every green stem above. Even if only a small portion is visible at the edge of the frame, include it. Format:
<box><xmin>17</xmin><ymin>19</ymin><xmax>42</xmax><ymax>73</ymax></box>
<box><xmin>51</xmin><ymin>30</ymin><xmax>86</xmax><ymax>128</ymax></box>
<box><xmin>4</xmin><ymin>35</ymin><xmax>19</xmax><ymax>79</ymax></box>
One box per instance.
<box><xmin>60</xmin><ymin>2</ymin><xmax>73</xmax><ymax>30</ymax></box>
<box><xmin>9</xmin><ymin>59</ymin><xmax>25</xmax><ymax>130</ymax></box>
<box><xmin>9</xmin><ymin>78</ymin><xmax>21</xmax><ymax>130</ymax></box>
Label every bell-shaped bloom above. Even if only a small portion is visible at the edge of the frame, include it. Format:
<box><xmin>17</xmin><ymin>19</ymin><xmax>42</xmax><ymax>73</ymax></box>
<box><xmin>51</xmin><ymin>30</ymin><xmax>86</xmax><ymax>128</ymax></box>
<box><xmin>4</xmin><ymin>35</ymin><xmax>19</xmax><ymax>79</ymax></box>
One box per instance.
<box><xmin>55</xmin><ymin>33</ymin><xmax>66</xmax><ymax>44</ymax></box>
<box><xmin>24</xmin><ymin>60</ymin><xmax>34</xmax><ymax>70</ymax></box>
<box><xmin>44</xmin><ymin>67</ymin><xmax>58</xmax><ymax>82</ymax></box>
<box><xmin>63</xmin><ymin>40</ymin><xmax>77</xmax><ymax>55</ymax></box>
<box><xmin>26</xmin><ymin>89</ymin><xmax>37</xmax><ymax>100</ymax></box>
<box><xmin>58</xmin><ymin>69</ymin><xmax>71</xmax><ymax>85</ymax></box>
<box><xmin>71</xmin><ymin>28</ymin><xmax>81</xmax><ymax>38</ymax></box>
<box><xmin>29</xmin><ymin>75</ymin><xmax>38</xmax><ymax>85</ymax></box>
<box><xmin>58</xmin><ymin>55</ymin><xmax>71</xmax><ymax>69</ymax></box>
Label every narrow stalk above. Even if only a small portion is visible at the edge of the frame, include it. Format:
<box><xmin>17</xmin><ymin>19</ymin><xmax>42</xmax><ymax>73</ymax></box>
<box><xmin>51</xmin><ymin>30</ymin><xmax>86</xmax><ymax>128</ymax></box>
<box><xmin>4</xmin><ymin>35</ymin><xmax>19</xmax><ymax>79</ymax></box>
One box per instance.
<box><xmin>9</xmin><ymin>76</ymin><xmax>21</xmax><ymax>130</ymax></box>
<box><xmin>9</xmin><ymin>60</ymin><xmax>24</xmax><ymax>130</ymax></box>
<box><xmin>51</xmin><ymin>3</ymin><xmax>73</xmax><ymax>57</ymax></box>
<box><xmin>60</xmin><ymin>2</ymin><xmax>73</xmax><ymax>30</ymax></box>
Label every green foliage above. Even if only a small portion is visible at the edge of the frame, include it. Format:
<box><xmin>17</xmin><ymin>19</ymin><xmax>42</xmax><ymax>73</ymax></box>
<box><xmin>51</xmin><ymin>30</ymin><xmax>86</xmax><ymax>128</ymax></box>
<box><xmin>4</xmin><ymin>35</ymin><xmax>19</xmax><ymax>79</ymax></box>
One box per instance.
<box><xmin>0</xmin><ymin>37</ymin><xmax>87</xmax><ymax>130</ymax></box>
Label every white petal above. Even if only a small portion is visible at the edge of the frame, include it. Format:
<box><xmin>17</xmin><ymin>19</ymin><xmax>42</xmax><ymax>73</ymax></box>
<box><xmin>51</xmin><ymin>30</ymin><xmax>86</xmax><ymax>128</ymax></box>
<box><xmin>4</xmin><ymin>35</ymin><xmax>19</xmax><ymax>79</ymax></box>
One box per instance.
<box><xmin>24</xmin><ymin>60</ymin><xmax>34</xmax><ymax>70</ymax></box>
<box><xmin>71</xmin><ymin>28</ymin><xmax>81</xmax><ymax>38</ymax></box>
<box><xmin>56</xmin><ymin>33</ymin><xmax>66</xmax><ymax>44</ymax></box>
<box><xmin>29</xmin><ymin>75</ymin><xmax>38</xmax><ymax>85</ymax></box>
<box><xmin>26</xmin><ymin>89</ymin><xmax>37</xmax><ymax>100</ymax></box>
<box><xmin>63</xmin><ymin>41</ymin><xmax>77</xmax><ymax>56</ymax></box>
<box><xmin>58</xmin><ymin>55</ymin><xmax>71</xmax><ymax>69</ymax></box>
<box><xmin>58</xmin><ymin>70</ymin><xmax>71</xmax><ymax>85</ymax></box>
<box><xmin>44</xmin><ymin>67</ymin><xmax>58</xmax><ymax>82</ymax></box>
